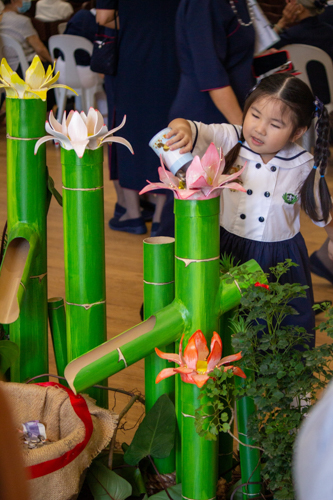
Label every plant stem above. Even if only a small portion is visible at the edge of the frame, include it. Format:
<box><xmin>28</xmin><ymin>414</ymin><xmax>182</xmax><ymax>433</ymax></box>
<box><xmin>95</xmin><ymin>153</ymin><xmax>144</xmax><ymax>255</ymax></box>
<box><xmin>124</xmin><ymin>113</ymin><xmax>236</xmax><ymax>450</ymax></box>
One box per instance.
<box><xmin>25</xmin><ymin>373</ymin><xmax>145</xmax><ymax>404</ymax></box>
<box><xmin>147</xmin><ymin>455</ymin><xmax>174</xmax><ymax>500</ymax></box>
<box><xmin>108</xmin><ymin>395</ymin><xmax>139</xmax><ymax>470</ymax></box>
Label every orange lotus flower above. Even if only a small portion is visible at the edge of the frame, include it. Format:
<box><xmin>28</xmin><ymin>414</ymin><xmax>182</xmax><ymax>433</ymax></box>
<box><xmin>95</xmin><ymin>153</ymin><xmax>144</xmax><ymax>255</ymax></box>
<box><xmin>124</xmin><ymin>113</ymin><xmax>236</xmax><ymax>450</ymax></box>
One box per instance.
<box><xmin>155</xmin><ymin>330</ymin><xmax>245</xmax><ymax>388</ymax></box>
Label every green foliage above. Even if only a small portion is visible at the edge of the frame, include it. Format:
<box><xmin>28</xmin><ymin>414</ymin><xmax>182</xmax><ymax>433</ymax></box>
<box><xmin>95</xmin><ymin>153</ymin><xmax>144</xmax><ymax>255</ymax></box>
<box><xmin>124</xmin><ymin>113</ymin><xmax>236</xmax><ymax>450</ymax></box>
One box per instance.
<box><xmin>148</xmin><ymin>483</ymin><xmax>182</xmax><ymax>500</ymax></box>
<box><xmin>196</xmin><ymin>259</ymin><xmax>333</xmax><ymax>500</ymax></box>
<box><xmin>87</xmin><ymin>460</ymin><xmax>132</xmax><ymax>500</ymax></box>
<box><xmin>0</xmin><ymin>340</ymin><xmax>19</xmax><ymax>374</ymax></box>
<box><xmin>124</xmin><ymin>394</ymin><xmax>176</xmax><ymax>466</ymax></box>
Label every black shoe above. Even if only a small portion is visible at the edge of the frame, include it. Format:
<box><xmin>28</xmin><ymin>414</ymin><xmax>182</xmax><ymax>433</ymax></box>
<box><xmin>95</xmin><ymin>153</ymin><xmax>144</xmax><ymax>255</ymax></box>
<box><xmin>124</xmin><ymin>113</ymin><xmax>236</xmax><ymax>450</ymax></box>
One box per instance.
<box><xmin>309</xmin><ymin>252</ymin><xmax>333</xmax><ymax>285</ymax></box>
<box><xmin>108</xmin><ymin>216</ymin><xmax>147</xmax><ymax>235</ymax></box>
<box><xmin>140</xmin><ymin>199</ymin><xmax>155</xmax><ymax>222</ymax></box>
<box><xmin>150</xmin><ymin>222</ymin><xmax>160</xmax><ymax>237</ymax></box>
<box><xmin>113</xmin><ymin>203</ymin><xmax>126</xmax><ymax>219</ymax></box>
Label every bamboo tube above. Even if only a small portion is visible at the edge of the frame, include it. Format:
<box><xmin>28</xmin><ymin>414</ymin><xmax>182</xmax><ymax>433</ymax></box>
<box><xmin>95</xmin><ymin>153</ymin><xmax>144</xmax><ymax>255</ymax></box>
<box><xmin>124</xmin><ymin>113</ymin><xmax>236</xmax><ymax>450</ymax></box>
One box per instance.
<box><xmin>143</xmin><ymin>236</ymin><xmax>176</xmax><ymax>474</ymax></box>
<box><xmin>65</xmin><ymin>302</ymin><xmax>185</xmax><ymax>395</ymax></box>
<box><xmin>48</xmin><ymin>297</ymin><xmax>67</xmax><ymax>377</ymax></box>
<box><xmin>235</xmin><ymin>371</ymin><xmax>261</xmax><ymax>500</ymax></box>
<box><xmin>218</xmin><ymin>310</ymin><xmax>235</xmax><ymax>482</ymax></box>
<box><xmin>4</xmin><ymin>98</ymin><xmax>48</xmax><ymax>382</ymax></box>
<box><xmin>174</xmin><ymin>197</ymin><xmax>220</xmax><ymax>499</ymax></box>
<box><xmin>61</xmin><ymin>147</ymin><xmax>107</xmax><ymax>407</ymax></box>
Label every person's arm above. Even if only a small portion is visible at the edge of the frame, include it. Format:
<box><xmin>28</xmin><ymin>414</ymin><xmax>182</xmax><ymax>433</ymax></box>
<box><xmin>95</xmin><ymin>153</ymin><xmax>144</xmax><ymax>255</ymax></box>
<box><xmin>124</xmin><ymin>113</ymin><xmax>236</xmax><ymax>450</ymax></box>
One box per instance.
<box><xmin>26</xmin><ymin>34</ymin><xmax>53</xmax><ymax>63</ymax></box>
<box><xmin>325</xmin><ymin>218</ymin><xmax>333</xmax><ymax>260</ymax></box>
<box><xmin>96</xmin><ymin>9</ymin><xmax>118</xmax><ymax>29</ymax></box>
<box><xmin>209</xmin><ymin>86</ymin><xmax>243</xmax><ymax>125</ymax></box>
<box><xmin>273</xmin><ymin>1</ymin><xmax>300</xmax><ymax>33</ymax></box>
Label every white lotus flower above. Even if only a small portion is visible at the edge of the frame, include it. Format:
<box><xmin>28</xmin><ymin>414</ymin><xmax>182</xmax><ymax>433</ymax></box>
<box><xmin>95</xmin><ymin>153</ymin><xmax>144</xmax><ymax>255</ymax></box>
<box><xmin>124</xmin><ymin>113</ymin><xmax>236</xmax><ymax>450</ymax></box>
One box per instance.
<box><xmin>34</xmin><ymin>109</ymin><xmax>133</xmax><ymax>158</ymax></box>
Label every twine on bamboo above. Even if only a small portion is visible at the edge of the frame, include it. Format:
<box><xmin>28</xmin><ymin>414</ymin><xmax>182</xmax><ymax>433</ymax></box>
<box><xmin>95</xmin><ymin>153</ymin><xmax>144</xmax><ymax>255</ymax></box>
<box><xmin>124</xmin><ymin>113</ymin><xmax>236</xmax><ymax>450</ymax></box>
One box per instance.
<box><xmin>226</xmin><ymin>272</ymin><xmax>242</xmax><ymax>295</ymax></box>
<box><xmin>66</xmin><ymin>300</ymin><xmax>106</xmax><ymax>310</ymax></box>
<box><xmin>62</xmin><ymin>186</ymin><xmax>104</xmax><ymax>191</ymax></box>
<box><xmin>143</xmin><ymin>280</ymin><xmax>175</xmax><ymax>285</ymax></box>
<box><xmin>6</xmin><ymin>134</ymin><xmax>41</xmax><ymax>141</ymax></box>
<box><xmin>175</xmin><ymin>255</ymin><xmax>220</xmax><ymax>267</ymax></box>
<box><xmin>30</xmin><ymin>273</ymin><xmax>47</xmax><ymax>282</ymax></box>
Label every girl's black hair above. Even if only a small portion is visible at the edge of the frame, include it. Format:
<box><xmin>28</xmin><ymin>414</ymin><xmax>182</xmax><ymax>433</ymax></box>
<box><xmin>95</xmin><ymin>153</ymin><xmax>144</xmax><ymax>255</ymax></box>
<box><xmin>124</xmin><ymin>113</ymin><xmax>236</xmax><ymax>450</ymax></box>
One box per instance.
<box><xmin>224</xmin><ymin>73</ymin><xmax>332</xmax><ymax>223</ymax></box>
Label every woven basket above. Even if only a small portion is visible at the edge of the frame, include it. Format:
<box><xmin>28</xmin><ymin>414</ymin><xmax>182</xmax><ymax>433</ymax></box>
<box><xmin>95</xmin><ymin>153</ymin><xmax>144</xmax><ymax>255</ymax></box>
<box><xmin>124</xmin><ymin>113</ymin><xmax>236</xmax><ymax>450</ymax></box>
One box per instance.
<box><xmin>1</xmin><ymin>381</ymin><xmax>118</xmax><ymax>500</ymax></box>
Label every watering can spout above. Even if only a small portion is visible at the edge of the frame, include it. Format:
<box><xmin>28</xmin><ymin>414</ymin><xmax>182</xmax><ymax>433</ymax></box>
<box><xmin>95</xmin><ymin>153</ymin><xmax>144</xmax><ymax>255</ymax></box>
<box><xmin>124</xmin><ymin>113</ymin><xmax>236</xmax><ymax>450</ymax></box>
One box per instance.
<box><xmin>0</xmin><ymin>225</ymin><xmax>39</xmax><ymax>324</ymax></box>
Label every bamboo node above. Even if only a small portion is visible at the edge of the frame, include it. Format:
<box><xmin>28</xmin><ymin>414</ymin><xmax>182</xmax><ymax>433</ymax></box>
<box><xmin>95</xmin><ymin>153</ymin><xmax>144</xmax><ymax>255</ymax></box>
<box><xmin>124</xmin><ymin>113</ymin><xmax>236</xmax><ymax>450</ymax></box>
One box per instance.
<box><xmin>143</xmin><ymin>280</ymin><xmax>175</xmax><ymax>285</ymax></box>
<box><xmin>6</xmin><ymin>134</ymin><xmax>42</xmax><ymax>141</ymax></box>
<box><xmin>30</xmin><ymin>273</ymin><xmax>47</xmax><ymax>283</ymax></box>
<box><xmin>66</xmin><ymin>300</ymin><xmax>106</xmax><ymax>310</ymax></box>
<box><xmin>62</xmin><ymin>186</ymin><xmax>104</xmax><ymax>191</ymax></box>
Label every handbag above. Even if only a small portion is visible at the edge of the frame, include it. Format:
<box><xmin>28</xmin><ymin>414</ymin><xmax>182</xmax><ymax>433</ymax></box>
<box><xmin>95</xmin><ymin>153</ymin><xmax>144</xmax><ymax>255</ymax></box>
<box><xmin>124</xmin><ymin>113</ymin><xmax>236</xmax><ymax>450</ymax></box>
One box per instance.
<box><xmin>90</xmin><ymin>13</ymin><xmax>118</xmax><ymax>76</ymax></box>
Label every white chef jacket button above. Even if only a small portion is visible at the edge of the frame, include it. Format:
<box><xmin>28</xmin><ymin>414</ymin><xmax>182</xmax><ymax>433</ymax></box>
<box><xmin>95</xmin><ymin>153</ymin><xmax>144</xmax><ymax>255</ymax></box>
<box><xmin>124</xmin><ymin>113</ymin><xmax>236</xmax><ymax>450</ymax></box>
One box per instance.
<box><xmin>255</xmin><ymin>163</ymin><xmax>261</xmax><ymax>169</ymax></box>
<box><xmin>259</xmin><ymin>216</ymin><xmax>265</xmax><ymax>222</ymax></box>
<box><xmin>270</xmin><ymin>166</ymin><xmax>277</xmax><ymax>172</ymax></box>
<box><xmin>240</xmin><ymin>214</ymin><xmax>246</xmax><ymax>220</ymax></box>
<box><xmin>264</xmin><ymin>191</ymin><xmax>270</xmax><ymax>197</ymax></box>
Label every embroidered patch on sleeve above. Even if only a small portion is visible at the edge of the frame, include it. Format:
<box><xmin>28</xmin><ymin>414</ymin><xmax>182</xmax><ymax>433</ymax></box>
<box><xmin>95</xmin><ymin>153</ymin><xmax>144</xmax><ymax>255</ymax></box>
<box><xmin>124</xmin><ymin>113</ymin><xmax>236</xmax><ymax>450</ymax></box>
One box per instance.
<box><xmin>282</xmin><ymin>193</ymin><xmax>298</xmax><ymax>205</ymax></box>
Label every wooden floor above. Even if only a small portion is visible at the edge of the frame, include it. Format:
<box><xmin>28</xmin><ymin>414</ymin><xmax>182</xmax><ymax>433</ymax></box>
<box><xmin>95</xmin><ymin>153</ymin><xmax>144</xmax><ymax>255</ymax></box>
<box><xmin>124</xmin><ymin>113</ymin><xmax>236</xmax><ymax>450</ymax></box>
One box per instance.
<box><xmin>1</xmin><ymin>121</ymin><xmax>333</xmax><ymax>443</ymax></box>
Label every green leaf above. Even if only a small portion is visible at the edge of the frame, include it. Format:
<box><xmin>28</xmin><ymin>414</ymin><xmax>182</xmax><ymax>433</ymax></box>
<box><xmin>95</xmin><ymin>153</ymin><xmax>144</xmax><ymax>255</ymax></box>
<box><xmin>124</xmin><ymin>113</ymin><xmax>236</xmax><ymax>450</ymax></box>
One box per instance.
<box><xmin>148</xmin><ymin>483</ymin><xmax>182</xmax><ymax>500</ymax></box>
<box><xmin>0</xmin><ymin>340</ymin><xmax>19</xmax><ymax>374</ymax></box>
<box><xmin>124</xmin><ymin>394</ymin><xmax>176</xmax><ymax>466</ymax></box>
<box><xmin>87</xmin><ymin>461</ymin><xmax>132</xmax><ymax>500</ymax></box>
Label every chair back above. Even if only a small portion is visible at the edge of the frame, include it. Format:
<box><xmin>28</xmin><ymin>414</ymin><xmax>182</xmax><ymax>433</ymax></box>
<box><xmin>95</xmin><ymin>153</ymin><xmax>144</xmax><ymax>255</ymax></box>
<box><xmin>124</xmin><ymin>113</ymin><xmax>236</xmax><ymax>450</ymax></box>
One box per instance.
<box><xmin>48</xmin><ymin>34</ymin><xmax>98</xmax><ymax>89</ymax></box>
<box><xmin>283</xmin><ymin>44</ymin><xmax>333</xmax><ymax>113</ymax></box>
<box><xmin>0</xmin><ymin>33</ymin><xmax>29</xmax><ymax>74</ymax></box>
<box><xmin>282</xmin><ymin>44</ymin><xmax>333</xmax><ymax>150</ymax></box>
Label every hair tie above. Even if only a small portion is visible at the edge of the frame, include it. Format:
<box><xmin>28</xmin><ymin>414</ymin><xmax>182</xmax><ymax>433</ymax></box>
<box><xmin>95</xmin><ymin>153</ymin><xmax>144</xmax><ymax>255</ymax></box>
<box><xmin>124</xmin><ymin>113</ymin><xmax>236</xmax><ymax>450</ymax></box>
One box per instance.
<box><xmin>320</xmin><ymin>174</ymin><xmax>325</xmax><ymax>178</ymax></box>
<box><xmin>238</xmin><ymin>140</ymin><xmax>243</xmax><ymax>145</ymax></box>
<box><xmin>314</xmin><ymin>97</ymin><xmax>324</xmax><ymax>118</ymax></box>
<box><xmin>313</xmin><ymin>165</ymin><xmax>318</xmax><ymax>170</ymax></box>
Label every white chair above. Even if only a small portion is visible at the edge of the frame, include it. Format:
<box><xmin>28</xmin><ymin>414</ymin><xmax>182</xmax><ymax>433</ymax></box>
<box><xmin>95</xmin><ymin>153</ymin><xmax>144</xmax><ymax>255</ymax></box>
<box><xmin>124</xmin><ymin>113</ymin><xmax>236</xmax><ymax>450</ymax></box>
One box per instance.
<box><xmin>48</xmin><ymin>34</ymin><xmax>104</xmax><ymax>119</ymax></box>
<box><xmin>282</xmin><ymin>44</ymin><xmax>333</xmax><ymax>151</ymax></box>
<box><xmin>57</xmin><ymin>22</ymin><xmax>68</xmax><ymax>35</ymax></box>
<box><xmin>0</xmin><ymin>32</ymin><xmax>29</xmax><ymax>74</ymax></box>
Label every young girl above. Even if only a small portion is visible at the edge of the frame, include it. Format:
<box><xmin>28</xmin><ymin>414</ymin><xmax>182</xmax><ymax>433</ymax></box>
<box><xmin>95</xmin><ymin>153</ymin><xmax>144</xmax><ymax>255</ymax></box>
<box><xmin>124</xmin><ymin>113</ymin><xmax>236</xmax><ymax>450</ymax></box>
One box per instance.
<box><xmin>165</xmin><ymin>73</ymin><xmax>333</xmax><ymax>347</ymax></box>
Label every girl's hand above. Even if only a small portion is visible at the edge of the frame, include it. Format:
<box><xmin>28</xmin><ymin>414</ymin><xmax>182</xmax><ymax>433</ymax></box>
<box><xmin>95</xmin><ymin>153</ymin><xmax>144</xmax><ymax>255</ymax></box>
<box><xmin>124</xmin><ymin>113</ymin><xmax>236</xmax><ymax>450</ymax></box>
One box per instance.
<box><xmin>166</xmin><ymin>119</ymin><xmax>193</xmax><ymax>154</ymax></box>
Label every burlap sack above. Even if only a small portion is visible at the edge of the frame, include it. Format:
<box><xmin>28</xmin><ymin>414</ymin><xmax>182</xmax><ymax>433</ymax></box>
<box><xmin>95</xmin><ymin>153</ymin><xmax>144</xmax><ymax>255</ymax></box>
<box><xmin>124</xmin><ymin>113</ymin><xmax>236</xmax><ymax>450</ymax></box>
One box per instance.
<box><xmin>0</xmin><ymin>381</ymin><xmax>118</xmax><ymax>500</ymax></box>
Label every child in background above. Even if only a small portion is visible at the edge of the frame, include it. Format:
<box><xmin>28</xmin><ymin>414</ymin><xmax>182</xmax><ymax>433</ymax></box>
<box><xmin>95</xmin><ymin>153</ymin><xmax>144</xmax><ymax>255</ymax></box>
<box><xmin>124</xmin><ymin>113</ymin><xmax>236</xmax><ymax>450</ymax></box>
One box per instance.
<box><xmin>166</xmin><ymin>73</ymin><xmax>333</xmax><ymax>347</ymax></box>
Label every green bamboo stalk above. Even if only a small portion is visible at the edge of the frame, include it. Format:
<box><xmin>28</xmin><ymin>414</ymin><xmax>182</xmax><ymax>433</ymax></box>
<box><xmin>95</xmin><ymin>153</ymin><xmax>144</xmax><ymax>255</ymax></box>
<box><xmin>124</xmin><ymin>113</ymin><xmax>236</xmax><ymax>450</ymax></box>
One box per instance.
<box><xmin>218</xmin><ymin>310</ymin><xmax>236</xmax><ymax>482</ymax></box>
<box><xmin>2</xmin><ymin>98</ymin><xmax>48</xmax><ymax>382</ymax></box>
<box><xmin>64</xmin><ymin>301</ymin><xmax>185</xmax><ymax>395</ymax></box>
<box><xmin>61</xmin><ymin>147</ymin><xmax>107</xmax><ymax>407</ymax></box>
<box><xmin>144</xmin><ymin>236</ymin><xmax>176</xmax><ymax>474</ymax></box>
<box><xmin>235</xmin><ymin>370</ymin><xmax>261</xmax><ymax>500</ymax></box>
<box><xmin>48</xmin><ymin>297</ymin><xmax>67</xmax><ymax>377</ymax></box>
<box><xmin>174</xmin><ymin>197</ymin><xmax>220</xmax><ymax>497</ymax></box>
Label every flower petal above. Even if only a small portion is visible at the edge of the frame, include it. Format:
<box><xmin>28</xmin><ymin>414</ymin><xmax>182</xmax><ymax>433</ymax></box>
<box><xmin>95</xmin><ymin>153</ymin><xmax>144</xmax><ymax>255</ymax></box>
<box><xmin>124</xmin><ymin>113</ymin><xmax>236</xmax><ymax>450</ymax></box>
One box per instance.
<box><xmin>184</xmin><ymin>335</ymin><xmax>198</xmax><ymax>370</ymax></box>
<box><xmin>67</xmin><ymin>111</ymin><xmax>88</xmax><ymax>142</ymax></box>
<box><xmin>207</xmin><ymin>332</ymin><xmax>222</xmax><ymax>371</ymax></box>
<box><xmin>192</xmin><ymin>330</ymin><xmax>209</xmax><ymax>361</ymax></box>
<box><xmin>186</xmin><ymin>155</ymin><xmax>209</xmax><ymax>189</ymax></box>
<box><xmin>155</xmin><ymin>347</ymin><xmax>182</xmax><ymax>365</ymax></box>
<box><xmin>71</xmin><ymin>139</ymin><xmax>90</xmax><ymax>158</ymax></box>
<box><xmin>201</xmin><ymin>142</ymin><xmax>222</xmax><ymax>184</ymax></box>
<box><xmin>34</xmin><ymin>135</ymin><xmax>56</xmax><ymax>154</ymax></box>
<box><xmin>100</xmin><ymin>136</ymin><xmax>134</xmax><ymax>154</ymax></box>
<box><xmin>190</xmin><ymin>373</ymin><xmax>210</xmax><ymax>388</ymax></box>
<box><xmin>25</xmin><ymin>55</ymin><xmax>45</xmax><ymax>89</ymax></box>
<box><xmin>156</xmin><ymin>368</ymin><xmax>177</xmax><ymax>384</ymax></box>
<box><xmin>223</xmin><ymin>366</ymin><xmax>246</xmax><ymax>379</ymax></box>
<box><xmin>216</xmin><ymin>351</ymin><xmax>242</xmax><ymax>367</ymax></box>
<box><xmin>174</xmin><ymin>367</ymin><xmax>194</xmax><ymax>374</ymax></box>
<box><xmin>139</xmin><ymin>182</ymin><xmax>176</xmax><ymax>196</ymax></box>
<box><xmin>49</xmin><ymin>110</ymin><xmax>63</xmax><ymax>133</ymax></box>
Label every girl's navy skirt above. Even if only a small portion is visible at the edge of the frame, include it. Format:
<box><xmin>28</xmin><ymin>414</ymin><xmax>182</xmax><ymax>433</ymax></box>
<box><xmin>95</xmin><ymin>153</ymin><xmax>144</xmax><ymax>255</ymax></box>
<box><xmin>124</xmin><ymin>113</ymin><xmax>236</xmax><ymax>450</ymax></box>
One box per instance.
<box><xmin>220</xmin><ymin>227</ymin><xmax>315</xmax><ymax>348</ymax></box>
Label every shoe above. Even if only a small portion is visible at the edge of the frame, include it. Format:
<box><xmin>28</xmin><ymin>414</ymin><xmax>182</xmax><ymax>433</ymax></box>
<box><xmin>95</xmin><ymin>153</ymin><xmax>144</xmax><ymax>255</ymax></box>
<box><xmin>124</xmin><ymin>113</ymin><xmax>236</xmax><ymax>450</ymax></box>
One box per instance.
<box><xmin>150</xmin><ymin>222</ymin><xmax>160</xmax><ymax>237</ymax></box>
<box><xmin>309</xmin><ymin>252</ymin><xmax>333</xmax><ymax>285</ymax></box>
<box><xmin>108</xmin><ymin>216</ymin><xmax>147</xmax><ymax>235</ymax></box>
<box><xmin>113</xmin><ymin>203</ymin><xmax>126</xmax><ymax>219</ymax></box>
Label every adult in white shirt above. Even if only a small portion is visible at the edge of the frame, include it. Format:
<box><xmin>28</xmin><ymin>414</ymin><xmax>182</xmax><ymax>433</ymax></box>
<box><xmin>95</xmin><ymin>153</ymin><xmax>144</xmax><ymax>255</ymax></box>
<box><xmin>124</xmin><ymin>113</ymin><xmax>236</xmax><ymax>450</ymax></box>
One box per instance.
<box><xmin>35</xmin><ymin>0</ymin><xmax>73</xmax><ymax>22</ymax></box>
<box><xmin>0</xmin><ymin>0</ymin><xmax>52</xmax><ymax>71</ymax></box>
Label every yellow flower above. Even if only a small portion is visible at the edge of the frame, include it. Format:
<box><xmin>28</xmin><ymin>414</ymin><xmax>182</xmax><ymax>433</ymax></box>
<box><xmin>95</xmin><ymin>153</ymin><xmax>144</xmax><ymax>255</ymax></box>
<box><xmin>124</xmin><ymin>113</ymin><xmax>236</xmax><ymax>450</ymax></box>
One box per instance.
<box><xmin>0</xmin><ymin>56</ymin><xmax>76</xmax><ymax>100</ymax></box>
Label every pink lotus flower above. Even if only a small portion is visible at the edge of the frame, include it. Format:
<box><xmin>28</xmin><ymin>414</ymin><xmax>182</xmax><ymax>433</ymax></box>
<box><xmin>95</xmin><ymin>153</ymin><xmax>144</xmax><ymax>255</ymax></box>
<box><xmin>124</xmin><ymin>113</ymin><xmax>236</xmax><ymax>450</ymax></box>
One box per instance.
<box><xmin>140</xmin><ymin>143</ymin><xmax>246</xmax><ymax>200</ymax></box>
<box><xmin>155</xmin><ymin>330</ymin><xmax>246</xmax><ymax>388</ymax></box>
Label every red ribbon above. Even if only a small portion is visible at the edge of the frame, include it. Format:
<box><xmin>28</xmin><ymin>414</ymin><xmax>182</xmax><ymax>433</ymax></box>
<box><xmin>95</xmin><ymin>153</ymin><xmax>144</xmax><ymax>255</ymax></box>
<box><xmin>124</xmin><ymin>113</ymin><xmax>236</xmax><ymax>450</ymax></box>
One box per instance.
<box><xmin>26</xmin><ymin>382</ymin><xmax>93</xmax><ymax>479</ymax></box>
